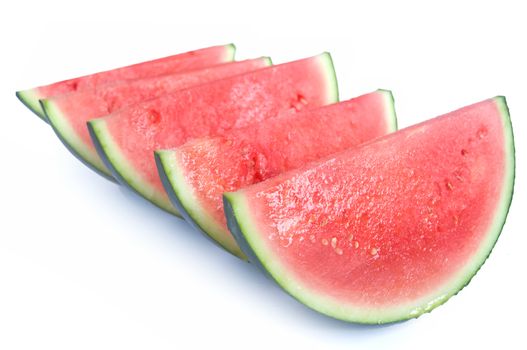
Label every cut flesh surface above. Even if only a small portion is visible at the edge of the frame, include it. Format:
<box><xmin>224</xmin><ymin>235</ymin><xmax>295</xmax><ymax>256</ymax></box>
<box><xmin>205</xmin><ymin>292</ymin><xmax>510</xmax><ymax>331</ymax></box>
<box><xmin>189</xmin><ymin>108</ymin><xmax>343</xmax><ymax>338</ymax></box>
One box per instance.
<box><xmin>89</xmin><ymin>53</ymin><xmax>338</xmax><ymax>216</ymax></box>
<box><xmin>224</xmin><ymin>97</ymin><xmax>514</xmax><ymax>323</ymax></box>
<box><xmin>156</xmin><ymin>90</ymin><xmax>397</xmax><ymax>258</ymax></box>
<box><xmin>41</xmin><ymin>58</ymin><xmax>270</xmax><ymax>179</ymax></box>
<box><xmin>16</xmin><ymin>44</ymin><xmax>235</xmax><ymax>121</ymax></box>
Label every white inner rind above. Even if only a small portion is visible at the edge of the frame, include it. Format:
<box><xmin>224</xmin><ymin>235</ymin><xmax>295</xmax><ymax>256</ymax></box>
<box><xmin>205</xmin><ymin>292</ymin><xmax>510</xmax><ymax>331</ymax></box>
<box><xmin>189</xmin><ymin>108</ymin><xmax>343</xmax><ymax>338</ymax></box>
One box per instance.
<box><xmin>379</xmin><ymin>89</ymin><xmax>398</xmax><ymax>132</ymax></box>
<box><xmin>17</xmin><ymin>89</ymin><xmax>46</xmax><ymax>120</ymax></box>
<box><xmin>42</xmin><ymin>99</ymin><xmax>113</xmax><ymax>178</ymax></box>
<box><xmin>89</xmin><ymin>119</ymin><xmax>181</xmax><ymax>216</ymax></box>
<box><xmin>156</xmin><ymin>150</ymin><xmax>246</xmax><ymax>258</ymax></box>
<box><xmin>226</xmin><ymin>96</ymin><xmax>515</xmax><ymax>324</ymax></box>
<box><xmin>222</xmin><ymin>44</ymin><xmax>237</xmax><ymax>62</ymax></box>
<box><xmin>316</xmin><ymin>53</ymin><xmax>339</xmax><ymax>104</ymax></box>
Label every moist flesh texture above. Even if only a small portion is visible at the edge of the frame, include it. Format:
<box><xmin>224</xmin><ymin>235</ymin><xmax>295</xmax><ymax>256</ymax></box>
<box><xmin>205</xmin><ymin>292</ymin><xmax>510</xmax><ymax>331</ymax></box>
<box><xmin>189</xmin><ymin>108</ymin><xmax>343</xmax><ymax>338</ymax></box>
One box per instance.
<box><xmin>89</xmin><ymin>53</ymin><xmax>338</xmax><ymax>215</ymax></box>
<box><xmin>17</xmin><ymin>44</ymin><xmax>235</xmax><ymax>120</ymax></box>
<box><xmin>157</xmin><ymin>90</ymin><xmax>396</xmax><ymax>258</ymax></box>
<box><xmin>225</xmin><ymin>97</ymin><xmax>514</xmax><ymax>323</ymax></box>
<box><xmin>41</xmin><ymin>58</ymin><xmax>270</xmax><ymax>179</ymax></box>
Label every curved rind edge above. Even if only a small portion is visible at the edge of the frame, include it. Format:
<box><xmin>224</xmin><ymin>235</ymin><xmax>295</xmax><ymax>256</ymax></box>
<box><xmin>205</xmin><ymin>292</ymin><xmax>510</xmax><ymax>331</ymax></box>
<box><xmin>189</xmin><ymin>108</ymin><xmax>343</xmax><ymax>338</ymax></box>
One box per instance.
<box><xmin>261</xmin><ymin>56</ymin><xmax>273</xmax><ymax>67</ymax></box>
<box><xmin>377</xmin><ymin>89</ymin><xmax>398</xmax><ymax>132</ymax></box>
<box><xmin>223</xmin><ymin>194</ymin><xmax>271</xmax><ymax>273</ymax></box>
<box><xmin>16</xmin><ymin>89</ymin><xmax>47</xmax><ymax>122</ymax></box>
<box><xmin>224</xmin><ymin>96</ymin><xmax>515</xmax><ymax>324</ymax></box>
<box><xmin>40</xmin><ymin>99</ymin><xmax>116</xmax><ymax>182</ymax></box>
<box><xmin>155</xmin><ymin>151</ymin><xmax>246</xmax><ymax>259</ymax></box>
<box><xmin>223</xmin><ymin>43</ymin><xmax>237</xmax><ymax>62</ymax></box>
<box><xmin>317</xmin><ymin>52</ymin><xmax>339</xmax><ymax>104</ymax></box>
<box><xmin>87</xmin><ymin>118</ymin><xmax>182</xmax><ymax>217</ymax></box>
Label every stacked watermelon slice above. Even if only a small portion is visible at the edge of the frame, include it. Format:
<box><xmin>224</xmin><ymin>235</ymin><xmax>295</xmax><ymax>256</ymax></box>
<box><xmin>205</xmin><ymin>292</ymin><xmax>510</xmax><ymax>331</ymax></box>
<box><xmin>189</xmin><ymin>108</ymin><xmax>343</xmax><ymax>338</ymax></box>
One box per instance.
<box><xmin>16</xmin><ymin>44</ymin><xmax>515</xmax><ymax>324</ymax></box>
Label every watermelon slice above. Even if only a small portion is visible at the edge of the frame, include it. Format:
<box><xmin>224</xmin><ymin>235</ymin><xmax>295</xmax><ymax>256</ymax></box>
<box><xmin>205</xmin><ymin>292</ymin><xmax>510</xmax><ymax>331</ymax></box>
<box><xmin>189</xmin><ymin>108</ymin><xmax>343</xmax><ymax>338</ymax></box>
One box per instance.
<box><xmin>16</xmin><ymin>44</ymin><xmax>235</xmax><ymax>121</ymax></box>
<box><xmin>88</xmin><ymin>53</ymin><xmax>338</xmax><ymax>216</ymax></box>
<box><xmin>224</xmin><ymin>97</ymin><xmax>514</xmax><ymax>323</ymax></box>
<box><xmin>156</xmin><ymin>90</ymin><xmax>397</xmax><ymax>259</ymax></box>
<box><xmin>40</xmin><ymin>58</ymin><xmax>271</xmax><ymax>180</ymax></box>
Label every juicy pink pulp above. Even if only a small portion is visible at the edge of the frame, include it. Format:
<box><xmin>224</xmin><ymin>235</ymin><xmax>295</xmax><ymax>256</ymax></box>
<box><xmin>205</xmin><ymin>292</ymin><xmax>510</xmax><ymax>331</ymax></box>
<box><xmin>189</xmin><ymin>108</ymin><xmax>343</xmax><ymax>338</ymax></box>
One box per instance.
<box><xmin>175</xmin><ymin>91</ymin><xmax>393</xmax><ymax>229</ymax></box>
<box><xmin>35</xmin><ymin>44</ymin><xmax>232</xmax><ymax>98</ymax></box>
<box><xmin>240</xmin><ymin>98</ymin><xmax>506</xmax><ymax>306</ymax></box>
<box><xmin>49</xmin><ymin>58</ymin><xmax>269</xmax><ymax>154</ymax></box>
<box><xmin>103</xmin><ymin>55</ymin><xmax>334</xmax><ymax>196</ymax></box>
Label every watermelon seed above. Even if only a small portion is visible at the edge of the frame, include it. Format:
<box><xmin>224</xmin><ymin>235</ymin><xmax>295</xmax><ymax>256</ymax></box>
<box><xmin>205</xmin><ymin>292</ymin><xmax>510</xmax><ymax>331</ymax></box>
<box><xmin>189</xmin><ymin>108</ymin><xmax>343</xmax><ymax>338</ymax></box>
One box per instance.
<box><xmin>348</xmin><ymin>233</ymin><xmax>354</xmax><ymax>240</ymax></box>
<box><xmin>67</xmin><ymin>80</ymin><xmax>79</xmax><ymax>91</ymax></box>
<box><xmin>453</xmin><ymin>169</ymin><xmax>464</xmax><ymax>182</ymax></box>
<box><xmin>453</xmin><ymin>215</ymin><xmax>459</xmax><ymax>226</ymax></box>
<box><xmin>309</xmin><ymin>234</ymin><xmax>316</xmax><ymax>243</ymax></box>
<box><xmin>331</xmin><ymin>237</ymin><xmax>337</xmax><ymax>249</ymax></box>
<box><xmin>335</xmin><ymin>248</ymin><xmax>343</xmax><ymax>255</ymax></box>
<box><xmin>461</xmin><ymin>149</ymin><xmax>468</xmax><ymax>156</ymax></box>
<box><xmin>445</xmin><ymin>181</ymin><xmax>454</xmax><ymax>191</ymax></box>
<box><xmin>477</xmin><ymin>127</ymin><xmax>488</xmax><ymax>139</ymax></box>
<box><xmin>148</xmin><ymin>109</ymin><xmax>161</xmax><ymax>123</ymax></box>
<box><xmin>354</xmin><ymin>241</ymin><xmax>359</xmax><ymax>249</ymax></box>
<box><xmin>370</xmin><ymin>247</ymin><xmax>378</xmax><ymax>256</ymax></box>
<box><xmin>322</xmin><ymin>238</ymin><xmax>329</xmax><ymax>246</ymax></box>
<box><xmin>281</xmin><ymin>237</ymin><xmax>293</xmax><ymax>248</ymax></box>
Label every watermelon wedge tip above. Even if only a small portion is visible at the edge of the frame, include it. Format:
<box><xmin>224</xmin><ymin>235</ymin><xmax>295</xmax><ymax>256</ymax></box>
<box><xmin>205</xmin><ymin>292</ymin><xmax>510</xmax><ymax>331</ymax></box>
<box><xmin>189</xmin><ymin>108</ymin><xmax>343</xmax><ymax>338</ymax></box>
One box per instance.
<box><xmin>16</xmin><ymin>44</ymin><xmax>236</xmax><ymax>121</ymax></box>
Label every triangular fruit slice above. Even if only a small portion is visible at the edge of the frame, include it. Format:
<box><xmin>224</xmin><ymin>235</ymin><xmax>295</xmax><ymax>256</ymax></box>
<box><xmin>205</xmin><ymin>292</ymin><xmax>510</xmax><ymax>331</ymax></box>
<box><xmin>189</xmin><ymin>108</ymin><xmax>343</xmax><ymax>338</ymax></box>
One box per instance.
<box><xmin>16</xmin><ymin>44</ymin><xmax>235</xmax><ymax>121</ymax></box>
<box><xmin>224</xmin><ymin>97</ymin><xmax>514</xmax><ymax>324</ymax></box>
<box><xmin>156</xmin><ymin>90</ymin><xmax>397</xmax><ymax>259</ymax></box>
<box><xmin>41</xmin><ymin>58</ymin><xmax>271</xmax><ymax>180</ymax></box>
<box><xmin>88</xmin><ymin>53</ymin><xmax>338</xmax><ymax>216</ymax></box>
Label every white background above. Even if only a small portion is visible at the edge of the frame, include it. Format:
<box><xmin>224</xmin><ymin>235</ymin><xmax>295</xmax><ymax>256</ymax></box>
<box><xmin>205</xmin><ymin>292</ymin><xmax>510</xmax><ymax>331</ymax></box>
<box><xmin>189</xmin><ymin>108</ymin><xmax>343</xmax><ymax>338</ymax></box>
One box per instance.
<box><xmin>1</xmin><ymin>1</ymin><xmax>526</xmax><ymax>349</ymax></box>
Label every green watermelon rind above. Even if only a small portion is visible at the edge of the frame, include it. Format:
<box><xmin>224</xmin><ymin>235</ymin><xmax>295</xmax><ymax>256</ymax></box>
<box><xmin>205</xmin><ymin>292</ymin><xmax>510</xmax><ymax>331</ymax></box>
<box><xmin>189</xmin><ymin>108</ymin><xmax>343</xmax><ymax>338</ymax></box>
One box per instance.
<box><xmin>155</xmin><ymin>150</ymin><xmax>247</xmax><ymax>259</ymax></box>
<box><xmin>380</xmin><ymin>89</ymin><xmax>398</xmax><ymax>131</ymax></box>
<box><xmin>88</xmin><ymin>118</ymin><xmax>182</xmax><ymax>217</ymax></box>
<box><xmin>40</xmin><ymin>99</ymin><xmax>116</xmax><ymax>181</ymax></box>
<box><xmin>223</xmin><ymin>43</ymin><xmax>236</xmax><ymax>62</ymax></box>
<box><xmin>223</xmin><ymin>96</ymin><xmax>515</xmax><ymax>324</ymax></box>
<box><xmin>318</xmin><ymin>52</ymin><xmax>339</xmax><ymax>103</ymax></box>
<box><xmin>16</xmin><ymin>88</ymin><xmax>47</xmax><ymax>122</ymax></box>
<box><xmin>156</xmin><ymin>89</ymin><xmax>397</xmax><ymax>260</ymax></box>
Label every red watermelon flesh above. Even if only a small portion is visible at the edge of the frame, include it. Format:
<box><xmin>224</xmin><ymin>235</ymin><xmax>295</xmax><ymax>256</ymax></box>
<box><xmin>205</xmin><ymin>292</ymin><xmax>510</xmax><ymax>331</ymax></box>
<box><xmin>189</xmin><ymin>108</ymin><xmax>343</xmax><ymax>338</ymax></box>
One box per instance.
<box><xmin>224</xmin><ymin>97</ymin><xmax>514</xmax><ymax>323</ymax></box>
<box><xmin>88</xmin><ymin>53</ymin><xmax>338</xmax><ymax>216</ymax></box>
<box><xmin>155</xmin><ymin>90</ymin><xmax>397</xmax><ymax>258</ymax></box>
<box><xmin>16</xmin><ymin>44</ymin><xmax>235</xmax><ymax>121</ymax></box>
<box><xmin>40</xmin><ymin>58</ymin><xmax>271</xmax><ymax>180</ymax></box>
